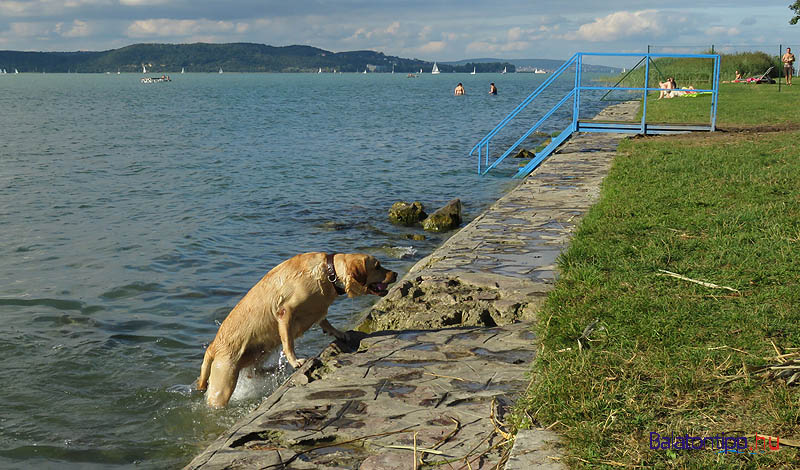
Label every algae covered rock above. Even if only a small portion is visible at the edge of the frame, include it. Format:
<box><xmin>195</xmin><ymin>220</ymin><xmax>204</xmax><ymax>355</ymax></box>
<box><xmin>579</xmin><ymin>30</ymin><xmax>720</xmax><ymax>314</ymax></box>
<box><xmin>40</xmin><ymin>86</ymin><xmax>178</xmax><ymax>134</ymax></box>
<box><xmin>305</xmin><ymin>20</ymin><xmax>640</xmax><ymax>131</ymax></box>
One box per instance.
<box><xmin>422</xmin><ymin>199</ymin><xmax>462</xmax><ymax>232</ymax></box>
<box><xmin>513</xmin><ymin>148</ymin><xmax>536</xmax><ymax>159</ymax></box>
<box><xmin>388</xmin><ymin>201</ymin><xmax>427</xmax><ymax>226</ymax></box>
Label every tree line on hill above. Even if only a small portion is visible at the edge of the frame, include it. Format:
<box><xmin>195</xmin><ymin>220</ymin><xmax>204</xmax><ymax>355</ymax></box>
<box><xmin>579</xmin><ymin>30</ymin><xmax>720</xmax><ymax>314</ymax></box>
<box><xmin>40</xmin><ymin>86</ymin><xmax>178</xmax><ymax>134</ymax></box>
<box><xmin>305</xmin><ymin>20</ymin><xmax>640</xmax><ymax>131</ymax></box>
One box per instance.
<box><xmin>0</xmin><ymin>43</ymin><xmax>515</xmax><ymax>74</ymax></box>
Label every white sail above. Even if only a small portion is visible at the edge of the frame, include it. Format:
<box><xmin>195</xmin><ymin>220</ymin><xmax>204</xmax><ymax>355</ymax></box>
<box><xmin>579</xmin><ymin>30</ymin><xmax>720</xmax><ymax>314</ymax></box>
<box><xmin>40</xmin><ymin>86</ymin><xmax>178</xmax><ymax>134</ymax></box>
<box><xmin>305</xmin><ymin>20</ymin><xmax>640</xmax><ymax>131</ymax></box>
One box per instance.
<box><xmin>419</xmin><ymin>68</ymin><xmax>423</xmax><ymax>74</ymax></box>
<box><xmin>142</xmin><ymin>64</ymin><xmax>147</xmax><ymax>74</ymax></box>
<box><xmin>501</xmin><ymin>66</ymin><xmax>507</xmax><ymax>74</ymax></box>
<box><xmin>318</xmin><ymin>67</ymin><xmax>322</xmax><ymax>74</ymax></box>
<box><xmin>181</xmin><ymin>67</ymin><xmax>185</xmax><ymax>74</ymax></box>
<box><xmin>14</xmin><ymin>68</ymin><xmax>19</xmax><ymax>74</ymax></box>
<box><xmin>470</xmin><ymin>67</ymin><xmax>476</xmax><ymax>75</ymax></box>
<box><xmin>219</xmin><ymin>67</ymin><xmax>223</xmax><ymax>74</ymax></box>
<box><xmin>431</xmin><ymin>62</ymin><xmax>440</xmax><ymax>74</ymax></box>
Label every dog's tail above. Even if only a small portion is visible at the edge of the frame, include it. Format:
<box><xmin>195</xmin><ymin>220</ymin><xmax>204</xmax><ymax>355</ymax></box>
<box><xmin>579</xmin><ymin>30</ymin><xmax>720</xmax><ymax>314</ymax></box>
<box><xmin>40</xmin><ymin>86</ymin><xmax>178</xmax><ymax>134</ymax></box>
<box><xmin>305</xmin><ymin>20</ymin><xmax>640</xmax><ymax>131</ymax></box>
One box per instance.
<box><xmin>196</xmin><ymin>345</ymin><xmax>214</xmax><ymax>391</ymax></box>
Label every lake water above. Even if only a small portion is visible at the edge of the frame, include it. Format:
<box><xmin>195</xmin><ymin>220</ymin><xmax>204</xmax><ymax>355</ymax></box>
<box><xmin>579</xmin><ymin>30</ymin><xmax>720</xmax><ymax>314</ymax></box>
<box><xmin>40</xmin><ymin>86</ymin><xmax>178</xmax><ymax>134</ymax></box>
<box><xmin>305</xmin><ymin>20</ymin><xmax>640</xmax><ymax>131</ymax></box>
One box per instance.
<box><xmin>0</xmin><ymin>71</ymin><xmax>608</xmax><ymax>469</ymax></box>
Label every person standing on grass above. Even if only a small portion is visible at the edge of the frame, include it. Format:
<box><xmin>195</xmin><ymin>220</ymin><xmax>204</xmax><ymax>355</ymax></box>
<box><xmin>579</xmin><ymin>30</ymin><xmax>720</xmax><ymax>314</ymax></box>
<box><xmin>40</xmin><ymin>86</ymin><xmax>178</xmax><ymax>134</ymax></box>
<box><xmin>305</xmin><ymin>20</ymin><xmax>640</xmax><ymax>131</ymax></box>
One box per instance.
<box><xmin>782</xmin><ymin>47</ymin><xmax>795</xmax><ymax>85</ymax></box>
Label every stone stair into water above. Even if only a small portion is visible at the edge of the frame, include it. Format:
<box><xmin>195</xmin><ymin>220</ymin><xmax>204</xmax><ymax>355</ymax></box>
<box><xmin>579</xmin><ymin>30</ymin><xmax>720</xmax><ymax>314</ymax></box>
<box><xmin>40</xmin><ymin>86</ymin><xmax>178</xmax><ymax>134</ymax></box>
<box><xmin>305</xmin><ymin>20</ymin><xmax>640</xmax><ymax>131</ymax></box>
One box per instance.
<box><xmin>184</xmin><ymin>100</ymin><xmax>640</xmax><ymax>470</ymax></box>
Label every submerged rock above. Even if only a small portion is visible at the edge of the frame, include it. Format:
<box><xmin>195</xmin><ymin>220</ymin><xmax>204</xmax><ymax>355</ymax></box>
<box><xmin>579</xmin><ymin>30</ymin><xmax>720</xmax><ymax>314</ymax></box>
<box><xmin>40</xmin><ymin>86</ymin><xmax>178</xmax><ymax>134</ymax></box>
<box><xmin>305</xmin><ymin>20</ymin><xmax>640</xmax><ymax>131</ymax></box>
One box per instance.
<box><xmin>513</xmin><ymin>148</ymin><xmax>536</xmax><ymax>159</ymax></box>
<box><xmin>422</xmin><ymin>199</ymin><xmax>462</xmax><ymax>232</ymax></box>
<box><xmin>388</xmin><ymin>201</ymin><xmax>427</xmax><ymax>226</ymax></box>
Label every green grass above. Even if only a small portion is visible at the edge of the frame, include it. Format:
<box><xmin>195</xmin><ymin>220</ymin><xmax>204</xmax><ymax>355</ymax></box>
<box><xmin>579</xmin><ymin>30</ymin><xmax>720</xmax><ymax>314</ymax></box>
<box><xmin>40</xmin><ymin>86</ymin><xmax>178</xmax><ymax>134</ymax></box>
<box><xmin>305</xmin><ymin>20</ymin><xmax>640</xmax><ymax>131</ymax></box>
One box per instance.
<box><xmin>514</xmin><ymin>83</ymin><xmax>800</xmax><ymax>468</ymax></box>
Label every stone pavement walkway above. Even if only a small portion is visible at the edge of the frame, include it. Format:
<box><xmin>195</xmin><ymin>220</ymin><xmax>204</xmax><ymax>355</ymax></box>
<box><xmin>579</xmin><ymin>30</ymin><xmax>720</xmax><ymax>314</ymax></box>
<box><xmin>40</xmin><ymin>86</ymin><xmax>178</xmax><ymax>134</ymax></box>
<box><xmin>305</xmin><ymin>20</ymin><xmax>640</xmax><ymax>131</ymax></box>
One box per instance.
<box><xmin>184</xmin><ymin>101</ymin><xmax>639</xmax><ymax>470</ymax></box>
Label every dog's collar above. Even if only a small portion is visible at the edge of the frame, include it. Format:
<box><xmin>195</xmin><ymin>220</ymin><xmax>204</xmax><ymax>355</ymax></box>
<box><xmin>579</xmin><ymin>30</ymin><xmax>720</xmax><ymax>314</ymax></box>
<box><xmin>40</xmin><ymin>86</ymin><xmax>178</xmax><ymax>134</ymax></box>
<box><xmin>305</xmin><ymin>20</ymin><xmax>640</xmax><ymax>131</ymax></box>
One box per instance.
<box><xmin>326</xmin><ymin>253</ymin><xmax>347</xmax><ymax>296</ymax></box>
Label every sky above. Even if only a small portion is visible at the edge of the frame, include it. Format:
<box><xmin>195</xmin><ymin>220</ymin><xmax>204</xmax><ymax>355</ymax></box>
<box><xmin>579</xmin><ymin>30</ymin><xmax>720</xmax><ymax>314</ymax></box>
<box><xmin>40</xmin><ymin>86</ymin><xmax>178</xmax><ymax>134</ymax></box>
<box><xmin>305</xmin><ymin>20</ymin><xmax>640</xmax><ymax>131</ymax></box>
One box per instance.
<box><xmin>0</xmin><ymin>1</ymin><xmax>798</xmax><ymax>63</ymax></box>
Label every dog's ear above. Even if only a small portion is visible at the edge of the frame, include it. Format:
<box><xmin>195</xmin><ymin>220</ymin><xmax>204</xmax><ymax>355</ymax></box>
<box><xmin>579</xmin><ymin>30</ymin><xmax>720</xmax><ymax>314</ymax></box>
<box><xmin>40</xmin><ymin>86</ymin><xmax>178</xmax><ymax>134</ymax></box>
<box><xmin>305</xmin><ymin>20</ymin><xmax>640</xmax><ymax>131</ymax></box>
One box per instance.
<box><xmin>343</xmin><ymin>255</ymin><xmax>369</xmax><ymax>298</ymax></box>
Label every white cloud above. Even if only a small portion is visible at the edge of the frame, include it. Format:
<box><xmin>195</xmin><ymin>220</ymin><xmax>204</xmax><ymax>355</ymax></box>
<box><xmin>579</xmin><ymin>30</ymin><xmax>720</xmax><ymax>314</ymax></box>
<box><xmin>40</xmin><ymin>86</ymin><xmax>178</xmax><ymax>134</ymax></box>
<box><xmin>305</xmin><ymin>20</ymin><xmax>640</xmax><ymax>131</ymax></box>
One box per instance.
<box><xmin>9</xmin><ymin>21</ymin><xmax>51</xmax><ymax>37</ymax></box>
<box><xmin>705</xmin><ymin>25</ymin><xmax>739</xmax><ymax>36</ymax></box>
<box><xmin>418</xmin><ymin>40</ymin><xmax>446</xmax><ymax>54</ymax></box>
<box><xmin>126</xmin><ymin>18</ymin><xmax>239</xmax><ymax>38</ymax></box>
<box><xmin>0</xmin><ymin>0</ymin><xmax>110</xmax><ymax>17</ymax></box>
<box><xmin>118</xmin><ymin>0</ymin><xmax>170</xmax><ymax>5</ymax></box>
<box><xmin>60</xmin><ymin>19</ymin><xmax>90</xmax><ymax>37</ymax></box>
<box><xmin>385</xmin><ymin>21</ymin><xmax>400</xmax><ymax>35</ymax></box>
<box><xmin>573</xmin><ymin>10</ymin><xmax>667</xmax><ymax>41</ymax></box>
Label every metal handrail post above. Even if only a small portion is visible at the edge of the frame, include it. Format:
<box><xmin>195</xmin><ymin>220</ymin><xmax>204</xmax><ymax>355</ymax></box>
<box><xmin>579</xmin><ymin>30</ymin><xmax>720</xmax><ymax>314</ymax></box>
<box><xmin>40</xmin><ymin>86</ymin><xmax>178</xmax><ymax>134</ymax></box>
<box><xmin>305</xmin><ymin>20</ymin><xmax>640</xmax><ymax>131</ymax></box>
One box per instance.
<box><xmin>711</xmin><ymin>55</ymin><xmax>719</xmax><ymax>131</ymax></box>
<box><xmin>641</xmin><ymin>54</ymin><xmax>651</xmax><ymax>134</ymax></box>
<box><xmin>574</xmin><ymin>53</ymin><xmax>582</xmax><ymax>129</ymax></box>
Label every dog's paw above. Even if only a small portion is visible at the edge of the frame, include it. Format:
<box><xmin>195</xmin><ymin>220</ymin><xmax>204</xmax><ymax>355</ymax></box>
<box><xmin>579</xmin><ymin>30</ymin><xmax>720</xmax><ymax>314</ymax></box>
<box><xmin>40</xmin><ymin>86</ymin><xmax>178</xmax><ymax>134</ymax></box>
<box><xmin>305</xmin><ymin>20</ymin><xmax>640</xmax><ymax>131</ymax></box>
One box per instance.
<box><xmin>290</xmin><ymin>358</ymin><xmax>306</xmax><ymax>369</ymax></box>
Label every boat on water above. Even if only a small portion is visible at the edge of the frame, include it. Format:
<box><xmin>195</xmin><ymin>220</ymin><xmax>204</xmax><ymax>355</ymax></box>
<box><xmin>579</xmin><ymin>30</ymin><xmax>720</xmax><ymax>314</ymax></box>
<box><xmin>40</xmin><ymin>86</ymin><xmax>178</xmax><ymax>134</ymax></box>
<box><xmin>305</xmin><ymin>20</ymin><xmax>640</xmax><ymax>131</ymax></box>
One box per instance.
<box><xmin>142</xmin><ymin>64</ymin><xmax>147</xmax><ymax>74</ymax></box>
<box><xmin>14</xmin><ymin>68</ymin><xmax>18</xmax><ymax>74</ymax></box>
<box><xmin>141</xmin><ymin>75</ymin><xmax>171</xmax><ymax>84</ymax></box>
<box><xmin>219</xmin><ymin>67</ymin><xmax>223</xmax><ymax>74</ymax></box>
<box><xmin>363</xmin><ymin>68</ymin><xmax>367</xmax><ymax>74</ymax></box>
<box><xmin>181</xmin><ymin>67</ymin><xmax>185</xmax><ymax>74</ymax></box>
<box><xmin>501</xmin><ymin>66</ymin><xmax>507</xmax><ymax>74</ymax></box>
<box><xmin>534</xmin><ymin>68</ymin><xmax>546</xmax><ymax>74</ymax></box>
<box><xmin>470</xmin><ymin>67</ymin><xmax>476</xmax><ymax>75</ymax></box>
<box><xmin>419</xmin><ymin>68</ymin><xmax>423</xmax><ymax>74</ymax></box>
<box><xmin>318</xmin><ymin>67</ymin><xmax>322</xmax><ymax>74</ymax></box>
<box><xmin>431</xmin><ymin>62</ymin><xmax>440</xmax><ymax>74</ymax></box>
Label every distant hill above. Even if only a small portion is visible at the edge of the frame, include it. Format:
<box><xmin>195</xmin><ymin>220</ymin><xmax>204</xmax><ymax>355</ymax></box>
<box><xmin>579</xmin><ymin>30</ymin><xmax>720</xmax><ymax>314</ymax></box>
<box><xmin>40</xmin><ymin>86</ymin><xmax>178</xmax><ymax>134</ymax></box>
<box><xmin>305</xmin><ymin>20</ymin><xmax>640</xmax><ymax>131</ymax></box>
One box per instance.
<box><xmin>445</xmin><ymin>57</ymin><xmax>621</xmax><ymax>74</ymax></box>
<box><xmin>0</xmin><ymin>43</ymin><xmax>514</xmax><ymax>74</ymax></box>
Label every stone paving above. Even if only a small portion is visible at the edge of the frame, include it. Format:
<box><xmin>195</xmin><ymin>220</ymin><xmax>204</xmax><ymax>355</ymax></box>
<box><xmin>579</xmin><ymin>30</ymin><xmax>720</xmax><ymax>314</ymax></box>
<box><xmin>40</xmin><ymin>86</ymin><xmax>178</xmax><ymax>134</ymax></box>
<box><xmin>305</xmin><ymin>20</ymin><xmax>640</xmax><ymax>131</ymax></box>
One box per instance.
<box><xmin>358</xmin><ymin>101</ymin><xmax>640</xmax><ymax>333</ymax></box>
<box><xmin>184</xmin><ymin>101</ymin><xmax>639</xmax><ymax>470</ymax></box>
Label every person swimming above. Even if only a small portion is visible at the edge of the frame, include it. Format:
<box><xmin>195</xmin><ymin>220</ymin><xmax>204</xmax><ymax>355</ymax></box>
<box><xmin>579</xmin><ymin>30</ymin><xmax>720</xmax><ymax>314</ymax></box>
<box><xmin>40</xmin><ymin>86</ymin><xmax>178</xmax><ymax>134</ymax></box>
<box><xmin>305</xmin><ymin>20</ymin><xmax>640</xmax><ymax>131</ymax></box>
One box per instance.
<box><xmin>489</xmin><ymin>82</ymin><xmax>497</xmax><ymax>95</ymax></box>
<box><xmin>454</xmin><ymin>83</ymin><xmax>465</xmax><ymax>96</ymax></box>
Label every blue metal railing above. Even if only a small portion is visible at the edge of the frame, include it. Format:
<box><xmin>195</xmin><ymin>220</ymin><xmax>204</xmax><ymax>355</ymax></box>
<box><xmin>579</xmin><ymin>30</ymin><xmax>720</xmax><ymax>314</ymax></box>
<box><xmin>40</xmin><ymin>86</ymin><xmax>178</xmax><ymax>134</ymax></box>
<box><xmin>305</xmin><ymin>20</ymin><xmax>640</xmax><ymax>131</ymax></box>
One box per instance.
<box><xmin>470</xmin><ymin>52</ymin><xmax>720</xmax><ymax>178</ymax></box>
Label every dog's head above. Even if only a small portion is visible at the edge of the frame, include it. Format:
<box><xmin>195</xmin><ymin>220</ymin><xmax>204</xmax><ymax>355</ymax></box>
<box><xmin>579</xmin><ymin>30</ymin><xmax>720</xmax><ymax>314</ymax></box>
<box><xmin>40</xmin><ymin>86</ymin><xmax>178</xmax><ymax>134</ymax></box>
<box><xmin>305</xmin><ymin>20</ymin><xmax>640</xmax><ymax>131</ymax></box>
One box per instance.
<box><xmin>341</xmin><ymin>254</ymin><xmax>397</xmax><ymax>298</ymax></box>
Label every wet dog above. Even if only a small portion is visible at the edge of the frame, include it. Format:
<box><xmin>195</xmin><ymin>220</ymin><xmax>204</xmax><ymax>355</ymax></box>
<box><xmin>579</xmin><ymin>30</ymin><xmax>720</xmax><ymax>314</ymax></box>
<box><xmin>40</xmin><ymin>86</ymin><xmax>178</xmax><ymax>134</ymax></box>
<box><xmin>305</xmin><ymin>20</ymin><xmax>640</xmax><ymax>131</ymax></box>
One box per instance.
<box><xmin>196</xmin><ymin>252</ymin><xmax>396</xmax><ymax>408</ymax></box>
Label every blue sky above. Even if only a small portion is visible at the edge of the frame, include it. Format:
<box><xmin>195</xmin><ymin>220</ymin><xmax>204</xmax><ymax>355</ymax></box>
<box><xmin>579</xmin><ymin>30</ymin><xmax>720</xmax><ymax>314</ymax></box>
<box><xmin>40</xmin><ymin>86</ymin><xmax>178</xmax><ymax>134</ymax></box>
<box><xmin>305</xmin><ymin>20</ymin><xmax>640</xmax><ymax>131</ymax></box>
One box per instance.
<box><xmin>0</xmin><ymin>1</ymin><xmax>797</xmax><ymax>61</ymax></box>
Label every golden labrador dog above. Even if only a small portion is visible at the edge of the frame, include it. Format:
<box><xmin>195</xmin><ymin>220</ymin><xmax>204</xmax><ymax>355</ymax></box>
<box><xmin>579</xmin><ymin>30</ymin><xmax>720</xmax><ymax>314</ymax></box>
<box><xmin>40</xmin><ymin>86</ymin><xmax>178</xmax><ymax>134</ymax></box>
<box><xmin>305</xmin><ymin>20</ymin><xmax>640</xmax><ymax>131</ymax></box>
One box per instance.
<box><xmin>197</xmin><ymin>252</ymin><xmax>396</xmax><ymax>408</ymax></box>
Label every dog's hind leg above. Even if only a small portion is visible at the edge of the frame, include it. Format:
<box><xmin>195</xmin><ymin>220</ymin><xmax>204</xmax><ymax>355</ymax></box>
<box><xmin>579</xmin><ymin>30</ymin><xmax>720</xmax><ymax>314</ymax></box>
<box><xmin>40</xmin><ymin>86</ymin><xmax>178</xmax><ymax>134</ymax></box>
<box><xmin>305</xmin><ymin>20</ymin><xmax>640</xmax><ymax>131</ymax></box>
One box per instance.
<box><xmin>196</xmin><ymin>345</ymin><xmax>215</xmax><ymax>391</ymax></box>
<box><xmin>319</xmin><ymin>318</ymin><xmax>350</xmax><ymax>342</ymax></box>
<box><xmin>205</xmin><ymin>355</ymin><xmax>239</xmax><ymax>408</ymax></box>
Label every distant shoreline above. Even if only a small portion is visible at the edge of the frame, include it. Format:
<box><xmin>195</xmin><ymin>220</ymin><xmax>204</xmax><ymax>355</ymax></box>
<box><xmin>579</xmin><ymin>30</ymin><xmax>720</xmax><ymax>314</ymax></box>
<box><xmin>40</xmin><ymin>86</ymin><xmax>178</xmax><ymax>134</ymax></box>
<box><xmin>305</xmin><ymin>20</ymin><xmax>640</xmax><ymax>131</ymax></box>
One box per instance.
<box><xmin>0</xmin><ymin>42</ymin><xmax>515</xmax><ymax>74</ymax></box>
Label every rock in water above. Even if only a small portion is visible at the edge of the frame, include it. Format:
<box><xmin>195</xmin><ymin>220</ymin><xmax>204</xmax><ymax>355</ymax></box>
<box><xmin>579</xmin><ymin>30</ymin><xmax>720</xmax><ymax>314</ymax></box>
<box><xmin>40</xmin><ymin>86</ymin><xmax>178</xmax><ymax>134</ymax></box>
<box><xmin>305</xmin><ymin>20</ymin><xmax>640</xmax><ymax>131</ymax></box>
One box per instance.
<box><xmin>423</xmin><ymin>199</ymin><xmax>462</xmax><ymax>232</ymax></box>
<box><xmin>388</xmin><ymin>201</ymin><xmax>427</xmax><ymax>226</ymax></box>
<box><xmin>513</xmin><ymin>148</ymin><xmax>535</xmax><ymax>159</ymax></box>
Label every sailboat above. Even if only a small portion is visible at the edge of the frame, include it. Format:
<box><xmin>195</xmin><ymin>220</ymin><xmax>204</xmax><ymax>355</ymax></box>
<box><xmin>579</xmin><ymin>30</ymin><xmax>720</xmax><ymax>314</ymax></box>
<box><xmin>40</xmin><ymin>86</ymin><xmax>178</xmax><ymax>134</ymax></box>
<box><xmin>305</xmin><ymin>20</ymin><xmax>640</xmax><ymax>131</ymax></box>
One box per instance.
<box><xmin>318</xmin><ymin>67</ymin><xmax>322</xmax><ymax>74</ymax></box>
<box><xmin>419</xmin><ymin>68</ymin><xmax>423</xmax><ymax>74</ymax></box>
<box><xmin>219</xmin><ymin>67</ymin><xmax>223</xmax><ymax>74</ymax></box>
<box><xmin>470</xmin><ymin>67</ymin><xmax>476</xmax><ymax>75</ymax></box>
<box><xmin>181</xmin><ymin>67</ymin><xmax>185</xmax><ymax>74</ymax></box>
<box><xmin>14</xmin><ymin>68</ymin><xmax>18</xmax><ymax>74</ymax></box>
<box><xmin>363</xmin><ymin>68</ymin><xmax>367</xmax><ymax>74</ymax></box>
<box><xmin>142</xmin><ymin>64</ymin><xmax>147</xmax><ymax>74</ymax></box>
<box><xmin>501</xmin><ymin>66</ymin><xmax>507</xmax><ymax>74</ymax></box>
<box><xmin>431</xmin><ymin>62</ymin><xmax>440</xmax><ymax>74</ymax></box>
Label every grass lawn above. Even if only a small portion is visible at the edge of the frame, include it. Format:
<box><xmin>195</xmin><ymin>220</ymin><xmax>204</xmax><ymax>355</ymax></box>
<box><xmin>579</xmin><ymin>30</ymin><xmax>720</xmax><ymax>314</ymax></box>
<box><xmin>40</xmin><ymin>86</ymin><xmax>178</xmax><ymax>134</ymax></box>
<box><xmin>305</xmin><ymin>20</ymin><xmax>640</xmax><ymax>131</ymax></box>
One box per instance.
<box><xmin>513</xmin><ymin>84</ymin><xmax>800</xmax><ymax>469</ymax></box>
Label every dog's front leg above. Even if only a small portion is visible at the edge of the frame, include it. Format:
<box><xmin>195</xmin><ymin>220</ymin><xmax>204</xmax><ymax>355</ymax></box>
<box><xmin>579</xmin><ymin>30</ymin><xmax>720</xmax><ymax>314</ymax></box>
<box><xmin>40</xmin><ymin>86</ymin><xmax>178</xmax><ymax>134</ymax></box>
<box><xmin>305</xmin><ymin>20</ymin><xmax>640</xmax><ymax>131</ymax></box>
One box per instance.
<box><xmin>277</xmin><ymin>308</ymin><xmax>305</xmax><ymax>368</ymax></box>
<box><xmin>319</xmin><ymin>318</ymin><xmax>350</xmax><ymax>343</ymax></box>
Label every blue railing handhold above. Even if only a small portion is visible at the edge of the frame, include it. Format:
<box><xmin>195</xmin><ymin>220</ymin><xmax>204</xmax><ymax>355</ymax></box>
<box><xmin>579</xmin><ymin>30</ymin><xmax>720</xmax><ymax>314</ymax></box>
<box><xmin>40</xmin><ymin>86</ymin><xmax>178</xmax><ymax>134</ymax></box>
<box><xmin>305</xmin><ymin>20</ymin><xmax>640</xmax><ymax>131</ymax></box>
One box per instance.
<box><xmin>470</xmin><ymin>52</ymin><xmax>720</xmax><ymax>177</ymax></box>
